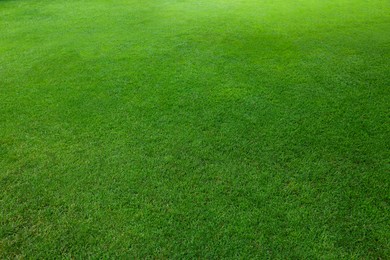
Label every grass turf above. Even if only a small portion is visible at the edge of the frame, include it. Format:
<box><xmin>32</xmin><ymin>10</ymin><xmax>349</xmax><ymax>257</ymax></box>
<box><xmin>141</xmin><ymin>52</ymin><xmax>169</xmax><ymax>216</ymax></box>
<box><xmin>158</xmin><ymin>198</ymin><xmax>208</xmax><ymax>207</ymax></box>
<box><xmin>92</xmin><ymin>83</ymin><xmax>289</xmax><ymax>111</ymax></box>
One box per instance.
<box><xmin>1</xmin><ymin>0</ymin><xmax>389</xmax><ymax>258</ymax></box>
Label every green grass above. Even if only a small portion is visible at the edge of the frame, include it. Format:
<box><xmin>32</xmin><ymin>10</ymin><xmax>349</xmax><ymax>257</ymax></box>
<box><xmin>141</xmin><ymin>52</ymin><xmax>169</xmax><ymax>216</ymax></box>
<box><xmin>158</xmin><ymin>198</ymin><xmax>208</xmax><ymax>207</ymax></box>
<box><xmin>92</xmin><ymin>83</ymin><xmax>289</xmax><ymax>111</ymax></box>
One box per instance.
<box><xmin>1</xmin><ymin>0</ymin><xmax>389</xmax><ymax>258</ymax></box>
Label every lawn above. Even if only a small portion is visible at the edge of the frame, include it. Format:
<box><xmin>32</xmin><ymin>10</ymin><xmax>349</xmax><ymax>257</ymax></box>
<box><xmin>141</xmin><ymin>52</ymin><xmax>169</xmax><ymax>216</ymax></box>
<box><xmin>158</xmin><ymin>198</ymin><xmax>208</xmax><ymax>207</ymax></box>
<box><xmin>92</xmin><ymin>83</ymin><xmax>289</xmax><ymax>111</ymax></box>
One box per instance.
<box><xmin>1</xmin><ymin>0</ymin><xmax>389</xmax><ymax>258</ymax></box>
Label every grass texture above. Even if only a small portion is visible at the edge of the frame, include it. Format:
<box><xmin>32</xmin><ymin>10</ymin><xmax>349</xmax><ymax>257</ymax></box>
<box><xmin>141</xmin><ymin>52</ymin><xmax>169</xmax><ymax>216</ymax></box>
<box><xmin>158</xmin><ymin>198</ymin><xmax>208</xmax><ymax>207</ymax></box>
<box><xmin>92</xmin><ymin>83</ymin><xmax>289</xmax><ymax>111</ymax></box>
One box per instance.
<box><xmin>1</xmin><ymin>0</ymin><xmax>389</xmax><ymax>258</ymax></box>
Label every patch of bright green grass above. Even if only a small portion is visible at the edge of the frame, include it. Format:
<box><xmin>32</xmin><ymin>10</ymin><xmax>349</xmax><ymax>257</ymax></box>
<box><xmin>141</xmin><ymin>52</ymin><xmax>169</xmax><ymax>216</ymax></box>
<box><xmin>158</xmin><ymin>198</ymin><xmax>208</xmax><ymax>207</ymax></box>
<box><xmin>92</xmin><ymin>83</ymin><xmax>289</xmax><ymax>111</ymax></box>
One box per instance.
<box><xmin>1</xmin><ymin>0</ymin><xmax>389</xmax><ymax>258</ymax></box>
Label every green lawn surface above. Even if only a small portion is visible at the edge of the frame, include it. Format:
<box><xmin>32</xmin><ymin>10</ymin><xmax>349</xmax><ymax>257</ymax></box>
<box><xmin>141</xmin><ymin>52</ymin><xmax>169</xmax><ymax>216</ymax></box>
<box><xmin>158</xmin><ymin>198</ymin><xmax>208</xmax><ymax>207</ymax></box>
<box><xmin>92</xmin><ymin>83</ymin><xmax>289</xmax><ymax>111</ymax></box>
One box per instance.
<box><xmin>1</xmin><ymin>0</ymin><xmax>389</xmax><ymax>258</ymax></box>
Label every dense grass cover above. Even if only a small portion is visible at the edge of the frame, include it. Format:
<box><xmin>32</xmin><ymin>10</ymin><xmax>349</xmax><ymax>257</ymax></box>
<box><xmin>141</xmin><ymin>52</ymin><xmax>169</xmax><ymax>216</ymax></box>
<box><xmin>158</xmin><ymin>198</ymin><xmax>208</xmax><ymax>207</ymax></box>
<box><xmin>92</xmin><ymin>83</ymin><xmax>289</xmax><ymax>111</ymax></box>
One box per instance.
<box><xmin>1</xmin><ymin>0</ymin><xmax>389</xmax><ymax>258</ymax></box>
